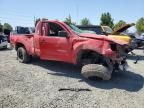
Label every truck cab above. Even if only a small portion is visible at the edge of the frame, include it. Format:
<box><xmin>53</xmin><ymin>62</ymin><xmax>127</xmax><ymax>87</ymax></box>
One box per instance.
<box><xmin>34</xmin><ymin>20</ymin><xmax>74</xmax><ymax>63</ymax></box>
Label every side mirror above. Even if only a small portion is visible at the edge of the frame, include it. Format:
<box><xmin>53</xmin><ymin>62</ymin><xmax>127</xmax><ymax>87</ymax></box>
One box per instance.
<box><xmin>58</xmin><ymin>31</ymin><xmax>69</xmax><ymax>38</ymax></box>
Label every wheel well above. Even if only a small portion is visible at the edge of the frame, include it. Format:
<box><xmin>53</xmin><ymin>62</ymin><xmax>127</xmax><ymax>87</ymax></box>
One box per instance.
<box><xmin>15</xmin><ymin>43</ymin><xmax>25</xmax><ymax>50</ymax></box>
<box><xmin>77</xmin><ymin>50</ymin><xmax>102</xmax><ymax>65</ymax></box>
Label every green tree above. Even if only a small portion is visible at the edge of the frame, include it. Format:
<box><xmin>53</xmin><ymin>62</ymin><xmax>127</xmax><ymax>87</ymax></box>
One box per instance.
<box><xmin>113</xmin><ymin>20</ymin><xmax>126</xmax><ymax>31</ymax></box>
<box><xmin>80</xmin><ymin>18</ymin><xmax>91</xmax><ymax>25</ymax></box>
<box><xmin>3</xmin><ymin>23</ymin><xmax>13</xmax><ymax>31</ymax></box>
<box><xmin>136</xmin><ymin>17</ymin><xmax>144</xmax><ymax>34</ymax></box>
<box><xmin>100</xmin><ymin>12</ymin><xmax>114</xmax><ymax>28</ymax></box>
<box><xmin>64</xmin><ymin>15</ymin><xmax>76</xmax><ymax>25</ymax></box>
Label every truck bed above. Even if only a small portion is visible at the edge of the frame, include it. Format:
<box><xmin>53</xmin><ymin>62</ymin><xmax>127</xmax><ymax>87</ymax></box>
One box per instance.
<box><xmin>10</xmin><ymin>34</ymin><xmax>35</xmax><ymax>55</ymax></box>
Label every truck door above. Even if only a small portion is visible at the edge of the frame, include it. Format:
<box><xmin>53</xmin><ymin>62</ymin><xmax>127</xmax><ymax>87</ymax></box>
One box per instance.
<box><xmin>40</xmin><ymin>22</ymin><xmax>72</xmax><ymax>63</ymax></box>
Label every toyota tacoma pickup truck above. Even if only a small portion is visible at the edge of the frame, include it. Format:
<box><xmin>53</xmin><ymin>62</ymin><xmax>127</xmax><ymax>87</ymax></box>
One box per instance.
<box><xmin>10</xmin><ymin>19</ymin><xmax>129</xmax><ymax>80</ymax></box>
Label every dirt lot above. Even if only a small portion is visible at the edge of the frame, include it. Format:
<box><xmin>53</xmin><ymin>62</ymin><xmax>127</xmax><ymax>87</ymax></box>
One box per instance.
<box><xmin>0</xmin><ymin>49</ymin><xmax>144</xmax><ymax>108</ymax></box>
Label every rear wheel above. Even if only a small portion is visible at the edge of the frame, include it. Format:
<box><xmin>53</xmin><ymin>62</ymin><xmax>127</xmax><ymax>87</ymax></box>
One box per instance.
<box><xmin>81</xmin><ymin>64</ymin><xmax>112</xmax><ymax>80</ymax></box>
<box><xmin>17</xmin><ymin>47</ymin><xmax>31</xmax><ymax>63</ymax></box>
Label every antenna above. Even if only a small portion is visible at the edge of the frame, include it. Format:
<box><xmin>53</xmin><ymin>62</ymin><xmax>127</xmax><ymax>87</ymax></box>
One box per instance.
<box><xmin>34</xmin><ymin>16</ymin><xmax>36</xmax><ymax>27</ymax></box>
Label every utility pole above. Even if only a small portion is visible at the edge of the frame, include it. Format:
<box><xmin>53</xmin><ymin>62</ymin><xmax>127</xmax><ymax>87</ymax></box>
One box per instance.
<box><xmin>34</xmin><ymin>16</ymin><xmax>36</xmax><ymax>27</ymax></box>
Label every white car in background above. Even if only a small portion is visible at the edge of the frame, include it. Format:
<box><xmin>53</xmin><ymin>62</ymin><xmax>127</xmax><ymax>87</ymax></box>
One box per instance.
<box><xmin>0</xmin><ymin>34</ymin><xmax>8</xmax><ymax>49</ymax></box>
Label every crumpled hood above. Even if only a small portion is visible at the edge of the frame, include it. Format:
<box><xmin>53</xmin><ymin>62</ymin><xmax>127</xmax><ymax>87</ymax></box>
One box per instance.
<box><xmin>108</xmin><ymin>34</ymin><xmax>131</xmax><ymax>44</ymax></box>
<box><xmin>79</xmin><ymin>33</ymin><xmax>128</xmax><ymax>45</ymax></box>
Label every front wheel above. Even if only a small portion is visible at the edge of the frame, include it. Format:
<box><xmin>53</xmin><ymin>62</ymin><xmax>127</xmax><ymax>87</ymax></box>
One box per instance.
<box><xmin>17</xmin><ymin>47</ymin><xmax>31</xmax><ymax>63</ymax></box>
<box><xmin>81</xmin><ymin>64</ymin><xmax>112</xmax><ymax>80</ymax></box>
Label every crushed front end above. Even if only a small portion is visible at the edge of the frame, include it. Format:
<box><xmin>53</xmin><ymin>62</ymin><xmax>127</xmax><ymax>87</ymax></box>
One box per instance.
<box><xmin>102</xmin><ymin>41</ymin><xmax>129</xmax><ymax>72</ymax></box>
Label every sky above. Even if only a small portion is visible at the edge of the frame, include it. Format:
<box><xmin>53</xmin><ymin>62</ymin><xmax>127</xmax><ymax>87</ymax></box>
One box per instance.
<box><xmin>0</xmin><ymin>0</ymin><xmax>144</xmax><ymax>31</ymax></box>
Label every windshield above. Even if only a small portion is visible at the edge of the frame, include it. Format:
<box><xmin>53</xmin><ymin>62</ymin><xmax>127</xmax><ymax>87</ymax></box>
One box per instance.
<box><xmin>69</xmin><ymin>24</ymin><xmax>83</xmax><ymax>34</ymax></box>
<box><xmin>78</xmin><ymin>26</ymin><xmax>102</xmax><ymax>35</ymax></box>
<box><xmin>102</xmin><ymin>26</ymin><xmax>113</xmax><ymax>34</ymax></box>
<box><xmin>67</xmin><ymin>24</ymin><xmax>95</xmax><ymax>35</ymax></box>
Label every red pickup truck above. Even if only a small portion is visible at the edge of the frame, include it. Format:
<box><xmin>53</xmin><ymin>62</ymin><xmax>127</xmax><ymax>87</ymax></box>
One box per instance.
<box><xmin>10</xmin><ymin>20</ymin><xmax>128</xmax><ymax>80</ymax></box>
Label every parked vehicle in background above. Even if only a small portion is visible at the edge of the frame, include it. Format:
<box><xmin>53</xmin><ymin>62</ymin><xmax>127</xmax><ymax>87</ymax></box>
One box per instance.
<box><xmin>14</xmin><ymin>26</ymin><xmax>35</xmax><ymax>34</ymax></box>
<box><xmin>3</xmin><ymin>29</ymin><xmax>11</xmax><ymax>42</ymax></box>
<box><xmin>134</xmin><ymin>34</ymin><xmax>144</xmax><ymax>48</ymax></box>
<box><xmin>10</xmin><ymin>19</ymin><xmax>129</xmax><ymax>80</ymax></box>
<box><xmin>77</xmin><ymin>24</ymin><xmax>134</xmax><ymax>45</ymax></box>
<box><xmin>140</xmin><ymin>33</ymin><xmax>144</xmax><ymax>38</ymax></box>
<box><xmin>126</xmin><ymin>32</ymin><xmax>144</xmax><ymax>48</ymax></box>
<box><xmin>0</xmin><ymin>34</ymin><xmax>8</xmax><ymax>49</ymax></box>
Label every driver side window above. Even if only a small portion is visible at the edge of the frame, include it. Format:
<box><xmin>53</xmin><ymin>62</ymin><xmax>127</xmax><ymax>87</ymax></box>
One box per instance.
<box><xmin>48</xmin><ymin>22</ymin><xmax>66</xmax><ymax>37</ymax></box>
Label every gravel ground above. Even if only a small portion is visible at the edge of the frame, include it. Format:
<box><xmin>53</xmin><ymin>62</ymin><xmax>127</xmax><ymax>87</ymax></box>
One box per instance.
<box><xmin>0</xmin><ymin>49</ymin><xmax>144</xmax><ymax>108</ymax></box>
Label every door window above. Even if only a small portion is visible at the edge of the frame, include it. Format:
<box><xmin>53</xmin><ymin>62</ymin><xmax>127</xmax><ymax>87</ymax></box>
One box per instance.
<box><xmin>48</xmin><ymin>22</ymin><xmax>66</xmax><ymax>37</ymax></box>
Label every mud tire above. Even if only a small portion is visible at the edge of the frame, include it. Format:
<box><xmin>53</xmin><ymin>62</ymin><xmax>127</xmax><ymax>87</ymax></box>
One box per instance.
<box><xmin>81</xmin><ymin>64</ymin><xmax>112</xmax><ymax>80</ymax></box>
<box><xmin>17</xmin><ymin>47</ymin><xmax>31</xmax><ymax>63</ymax></box>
